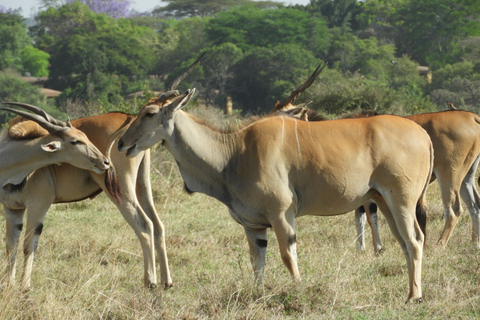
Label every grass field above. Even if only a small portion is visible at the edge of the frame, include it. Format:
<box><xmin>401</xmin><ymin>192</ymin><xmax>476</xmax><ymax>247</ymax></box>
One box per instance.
<box><xmin>1</xmin><ymin>140</ymin><xmax>480</xmax><ymax>319</ymax></box>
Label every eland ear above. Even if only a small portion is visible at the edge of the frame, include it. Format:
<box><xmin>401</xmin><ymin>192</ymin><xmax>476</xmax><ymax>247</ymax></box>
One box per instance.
<box><xmin>41</xmin><ymin>141</ymin><xmax>62</xmax><ymax>153</ymax></box>
<box><xmin>172</xmin><ymin>88</ymin><xmax>196</xmax><ymax>113</ymax></box>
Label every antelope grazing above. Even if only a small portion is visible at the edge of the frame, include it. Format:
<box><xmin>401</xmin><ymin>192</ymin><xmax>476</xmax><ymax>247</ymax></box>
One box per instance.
<box><xmin>118</xmin><ymin>89</ymin><xmax>433</xmax><ymax>302</ymax></box>
<box><xmin>0</xmin><ymin>103</ymin><xmax>111</xmax><ymax>289</ymax></box>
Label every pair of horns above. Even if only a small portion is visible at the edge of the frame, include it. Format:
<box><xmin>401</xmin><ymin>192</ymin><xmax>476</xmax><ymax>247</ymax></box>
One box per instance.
<box><xmin>275</xmin><ymin>62</ymin><xmax>327</xmax><ymax>110</ymax></box>
<box><xmin>157</xmin><ymin>52</ymin><xmax>206</xmax><ymax>103</ymax></box>
<box><xmin>1</xmin><ymin>102</ymin><xmax>72</xmax><ymax>135</ymax></box>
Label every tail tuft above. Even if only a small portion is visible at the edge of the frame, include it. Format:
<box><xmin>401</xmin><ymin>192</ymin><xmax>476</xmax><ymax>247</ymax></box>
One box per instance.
<box><xmin>416</xmin><ymin>198</ymin><xmax>427</xmax><ymax>247</ymax></box>
<box><xmin>105</xmin><ymin>166</ymin><xmax>122</xmax><ymax>204</ymax></box>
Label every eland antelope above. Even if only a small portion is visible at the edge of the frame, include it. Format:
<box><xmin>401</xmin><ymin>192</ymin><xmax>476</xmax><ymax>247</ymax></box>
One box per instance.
<box><xmin>270</xmin><ymin>65</ymin><xmax>383</xmax><ymax>254</ymax></box>
<box><xmin>0</xmin><ymin>54</ymin><xmax>205</xmax><ymax>290</ymax></box>
<box><xmin>0</xmin><ymin>103</ymin><xmax>111</xmax><ymax>289</ymax></box>
<box><xmin>118</xmin><ymin>89</ymin><xmax>433</xmax><ymax>303</ymax></box>
<box><xmin>1</xmin><ymin>54</ymin><xmax>205</xmax><ymax>290</ymax></box>
<box><xmin>272</xmin><ymin>65</ymin><xmax>480</xmax><ymax>250</ymax></box>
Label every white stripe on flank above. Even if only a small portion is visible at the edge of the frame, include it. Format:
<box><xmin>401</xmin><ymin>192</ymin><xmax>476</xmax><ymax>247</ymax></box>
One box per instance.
<box><xmin>295</xmin><ymin>119</ymin><xmax>302</xmax><ymax>161</ymax></box>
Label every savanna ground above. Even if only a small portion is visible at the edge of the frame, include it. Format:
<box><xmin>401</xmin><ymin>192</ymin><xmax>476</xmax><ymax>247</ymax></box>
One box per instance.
<box><xmin>1</xmin><ymin>108</ymin><xmax>480</xmax><ymax>319</ymax></box>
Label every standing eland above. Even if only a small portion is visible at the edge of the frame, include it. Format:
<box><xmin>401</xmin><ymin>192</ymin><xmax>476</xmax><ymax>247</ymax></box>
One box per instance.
<box><xmin>272</xmin><ymin>64</ymin><xmax>480</xmax><ymax>250</ymax></box>
<box><xmin>118</xmin><ymin>89</ymin><xmax>433</xmax><ymax>303</ymax></box>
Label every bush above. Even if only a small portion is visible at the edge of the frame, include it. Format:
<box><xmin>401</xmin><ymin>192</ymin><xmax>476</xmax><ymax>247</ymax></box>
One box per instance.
<box><xmin>296</xmin><ymin>68</ymin><xmax>436</xmax><ymax>116</ymax></box>
<box><xmin>0</xmin><ymin>70</ymin><xmax>56</xmax><ymax>125</ymax></box>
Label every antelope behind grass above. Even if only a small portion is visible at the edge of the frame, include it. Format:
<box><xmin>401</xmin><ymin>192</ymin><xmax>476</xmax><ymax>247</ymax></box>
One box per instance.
<box><xmin>118</xmin><ymin>89</ymin><xmax>434</xmax><ymax>303</ymax></box>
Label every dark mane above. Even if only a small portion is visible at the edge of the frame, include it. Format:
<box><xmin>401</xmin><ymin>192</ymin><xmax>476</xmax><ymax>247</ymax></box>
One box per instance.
<box><xmin>339</xmin><ymin>110</ymin><xmax>383</xmax><ymax>119</ymax></box>
<box><xmin>284</xmin><ymin>107</ymin><xmax>329</xmax><ymax>122</ymax></box>
<box><xmin>186</xmin><ymin>112</ymin><xmax>279</xmax><ymax>134</ymax></box>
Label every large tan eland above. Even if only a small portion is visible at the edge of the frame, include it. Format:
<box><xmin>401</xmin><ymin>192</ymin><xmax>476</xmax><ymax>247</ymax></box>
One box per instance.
<box><xmin>118</xmin><ymin>89</ymin><xmax>434</xmax><ymax>303</ymax></box>
<box><xmin>272</xmin><ymin>64</ymin><xmax>480</xmax><ymax>250</ymax></box>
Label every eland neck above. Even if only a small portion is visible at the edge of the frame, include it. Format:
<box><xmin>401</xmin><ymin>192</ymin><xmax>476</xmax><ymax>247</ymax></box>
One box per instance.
<box><xmin>164</xmin><ymin>110</ymin><xmax>238</xmax><ymax>203</ymax></box>
<box><xmin>0</xmin><ymin>134</ymin><xmax>60</xmax><ymax>187</ymax></box>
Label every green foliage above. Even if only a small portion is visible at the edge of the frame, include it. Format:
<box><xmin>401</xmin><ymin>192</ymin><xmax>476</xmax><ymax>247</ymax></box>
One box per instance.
<box><xmin>298</xmin><ymin>68</ymin><xmax>436</xmax><ymax>115</ymax></box>
<box><xmin>19</xmin><ymin>46</ymin><xmax>50</xmax><ymax>77</ymax></box>
<box><xmin>307</xmin><ymin>0</ymin><xmax>362</xmax><ymax>30</ymax></box>
<box><xmin>0</xmin><ymin>70</ymin><xmax>49</xmax><ymax>124</ymax></box>
<box><xmin>153</xmin><ymin>0</ymin><xmax>283</xmax><ymax>18</ymax></box>
<box><xmin>324</xmin><ymin>27</ymin><xmax>397</xmax><ymax>82</ymax></box>
<box><xmin>229</xmin><ymin>44</ymin><xmax>319</xmax><ymax>113</ymax></box>
<box><xmin>156</xmin><ymin>17</ymin><xmax>210</xmax><ymax>76</ymax></box>
<box><xmin>30</xmin><ymin>1</ymin><xmax>158</xmax><ymax>104</ymax></box>
<box><xmin>0</xmin><ymin>12</ymin><xmax>31</xmax><ymax>71</ymax></box>
<box><xmin>396</xmin><ymin>0</ymin><xmax>480</xmax><ymax>67</ymax></box>
<box><xmin>207</xmin><ymin>6</ymin><xmax>329</xmax><ymax>55</ymax></box>
<box><xmin>198</xmin><ymin>43</ymin><xmax>244</xmax><ymax>106</ymax></box>
<box><xmin>427</xmin><ymin>61</ymin><xmax>480</xmax><ymax>110</ymax></box>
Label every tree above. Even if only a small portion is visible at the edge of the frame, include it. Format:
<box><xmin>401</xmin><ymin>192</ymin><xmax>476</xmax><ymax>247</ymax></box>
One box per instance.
<box><xmin>307</xmin><ymin>0</ymin><xmax>362</xmax><ymax>30</ymax></box>
<box><xmin>358</xmin><ymin>0</ymin><xmax>480</xmax><ymax>67</ymax></box>
<box><xmin>200</xmin><ymin>43</ymin><xmax>244</xmax><ymax>107</ymax></box>
<box><xmin>206</xmin><ymin>6</ymin><xmax>329</xmax><ymax>55</ymax></box>
<box><xmin>0</xmin><ymin>12</ymin><xmax>30</xmax><ymax>71</ymax></box>
<box><xmin>229</xmin><ymin>44</ymin><xmax>319</xmax><ymax>113</ymax></box>
<box><xmin>155</xmin><ymin>17</ymin><xmax>210</xmax><ymax>77</ymax></box>
<box><xmin>397</xmin><ymin>0</ymin><xmax>480</xmax><ymax>67</ymax></box>
<box><xmin>153</xmin><ymin>0</ymin><xmax>283</xmax><ymax>18</ymax></box>
<box><xmin>65</xmin><ymin>0</ymin><xmax>132</xmax><ymax>18</ymax></box>
<box><xmin>0</xmin><ymin>70</ymin><xmax>51</xmax><ymax>124</ymax></box>
<box><xmin>19</xmin><ymin>46</ymin><xmax>51</xmax><ymax>77</ymax></box>
<box><xmin>323</xmin><ymin>27</ymin><xmax>397</xmax><ymax>83</ymax></box>
<box><xmin>31</xmin><ymin>2</ymin><xmax>158</xmax><ymax>103</ymax></box>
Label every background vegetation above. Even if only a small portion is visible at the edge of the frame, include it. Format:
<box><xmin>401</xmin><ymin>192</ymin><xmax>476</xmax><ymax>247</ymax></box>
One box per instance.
<box><xmin>1</xmin><ymin>0</ymin><xmax>479</xmax><ymax>122</ymax></box>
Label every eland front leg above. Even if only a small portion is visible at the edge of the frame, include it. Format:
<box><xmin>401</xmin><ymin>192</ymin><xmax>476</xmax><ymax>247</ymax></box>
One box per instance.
<box><xmin>21</xmin><ymin>201</ymin><xmax>52</xmax><ymax>290</ymax></box>
<box><xmin>244</xmin><ymin>227</ymin><xmax>268</xmax><ymax>284</ymax></box>
<box><xmin>271</xmin><ymin>210</ymin><xmax>300</xmax><ymax>280</ymax></box>
<box><xmin>4</xmin><ymin>207</ymin><xmax>25</xmax><ymax>287</ymax></box>
<box><xmin>136</xmin><ymin>152</ymin><xmax>172</xmax><ymax>288</ymax></box>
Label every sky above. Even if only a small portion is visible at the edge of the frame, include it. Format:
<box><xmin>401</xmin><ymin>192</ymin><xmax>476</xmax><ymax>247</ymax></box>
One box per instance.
<box><xmin>1</xmin><ymin>0</ymin><xmax>311</xmax><ymax>18</ymax></box>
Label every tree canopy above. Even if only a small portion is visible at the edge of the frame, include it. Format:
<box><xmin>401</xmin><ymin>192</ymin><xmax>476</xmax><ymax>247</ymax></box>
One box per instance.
<box><xmin>0</xmin><ymin>0</ymin><xmax>479</xmax><ymax>119</ymax></box>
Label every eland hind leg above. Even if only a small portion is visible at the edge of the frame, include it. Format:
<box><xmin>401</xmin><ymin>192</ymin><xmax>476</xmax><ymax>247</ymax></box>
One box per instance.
<box><xmin>355</xmin><ymin>200</ymin><xmax>382</xmax><ymax>254</ymax></box>
<box><xmin>365</xmin><ymin>201</ymin><xmax>382</xmax><ymax>254</ymax></box>
<box><xmin>374</xmin><ymin>194</ymin><xmax>425</xmax><ymax>303</ymax></box>
<box><xmin>4</xmin><ymin>207</ymin><xmax>25</xmax><ymax>287</ymax></box>
<box><xmin>436</xmin><ymin>170</ymin><xmax>465</xmax><ymax>246</ymax></box>
<box><xmin>355</xmin><ymin>206</ymin><xmax>367</xmax><ymax>251</ymax></box>
<box><xmin>136</xmin><ymin>152</ymin><xmax>172</xmax><ymax>288</ymax></box>
<box><xmin>20</xmin><ymin>201</ymin><xmax>53</xmax><ymax>290</ymax></box>
<box><xmin>460</xmin><ymin>155</ymin><xmax>480</xmax><ymax>247</ymax></box>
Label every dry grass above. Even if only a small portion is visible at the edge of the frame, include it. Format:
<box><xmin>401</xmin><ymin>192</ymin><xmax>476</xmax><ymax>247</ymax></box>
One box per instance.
<box><xmin>1</xmin><ymin>149</ymin><xmax>480</xmax><ymax>319</ymax></box>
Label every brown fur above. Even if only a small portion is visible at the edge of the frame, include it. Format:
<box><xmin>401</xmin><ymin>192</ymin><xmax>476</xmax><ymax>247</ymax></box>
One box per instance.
<box><xmin>7</xmin><ymin>117</ymin><xmax>49</xmax><ymax>140</ymax></box>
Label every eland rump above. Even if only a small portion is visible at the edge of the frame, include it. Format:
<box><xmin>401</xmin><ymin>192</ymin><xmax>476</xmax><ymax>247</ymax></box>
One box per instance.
<box><xmin>118</xmin><ymin>89</ymin><xmax>433</xmax><ymax>303</ymax></box>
